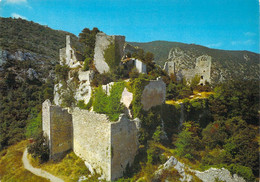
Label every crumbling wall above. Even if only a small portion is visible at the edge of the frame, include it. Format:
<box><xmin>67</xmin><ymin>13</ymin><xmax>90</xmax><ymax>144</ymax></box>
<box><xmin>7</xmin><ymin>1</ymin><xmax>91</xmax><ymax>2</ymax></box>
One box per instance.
<box><xmin>135</xmin><ymin>59</ymin><xmax>147</xmax><ymax>74</ymax></box>
<box><xmin>111</xmin><ymin>114</ymin><xmax>139</xmax><ymax>180</ymax></box>
<box><xmin>42</xmin><ymin>100</ymin><xmax>73</xmax><ymax>160</ymax></box>
<box><xmin>60</xmin><ymin>35</ymin><xmax>80</xmax><ymax>68</ymax></box>
<box><xmin>141</xmin><ymin>77</ymin><xmax>166</xmax><ymax>111</ymax></box>
<box><xmin>164</xmin><ymin>54</ymin><xmax>212</xmax><ymax>85</ymax></box>
<box><xmin>94</xmin><ymin>33</ymin><xmax>125</xmax><ymax>73</ymax></box>
<box><xmin>163</xmin><ymin>61</ymin><xmax>175</xmax><ymax>76</ymax></box>
<box><xmin>42</xmin><ymin>101</ymin><xmax>140</xmax><ymax>181</ymax></box>
<box><xmin>72</xmin><ymin>108</ymin><xmax>111</xmax><ymax>180</ymax></box>
<box><xmin>196</xmin><ymin>55</ymin><xmax>211</xmax><ymax>85</ymax></box>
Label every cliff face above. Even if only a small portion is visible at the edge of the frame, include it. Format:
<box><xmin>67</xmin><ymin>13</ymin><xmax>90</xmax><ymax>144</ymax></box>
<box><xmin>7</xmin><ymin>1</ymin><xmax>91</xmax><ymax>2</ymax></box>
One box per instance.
<box><xmin>0</xmin><ymin>48</ymin><xmax>56</xmax><ymax>82</ymax></box>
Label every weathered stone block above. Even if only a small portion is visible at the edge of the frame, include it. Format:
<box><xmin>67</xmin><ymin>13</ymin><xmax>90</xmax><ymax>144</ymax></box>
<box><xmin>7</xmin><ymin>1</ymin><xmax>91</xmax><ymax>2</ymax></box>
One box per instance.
<box><xmin>141</xmin><ymin>77</ymin><xmax>166</xmax><ymax>111</ymax></box>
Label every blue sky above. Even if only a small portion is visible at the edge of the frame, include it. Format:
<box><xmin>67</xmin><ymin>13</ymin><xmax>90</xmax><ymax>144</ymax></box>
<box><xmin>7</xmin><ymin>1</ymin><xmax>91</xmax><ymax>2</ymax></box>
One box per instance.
<box><xmin>1</xmin><ymin>0</ymin><xmax>259</xmax><ymax>53</ymax></box>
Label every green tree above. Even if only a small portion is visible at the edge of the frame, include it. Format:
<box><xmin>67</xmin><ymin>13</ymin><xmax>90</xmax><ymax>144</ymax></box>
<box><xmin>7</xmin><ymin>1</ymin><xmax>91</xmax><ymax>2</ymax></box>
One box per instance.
<box><xmin>190</xmin><ymin>74</ymin><xmax>200</xmax><ymax>91</ymax></box>
<box><xmin>28</xmin><ymin>131</ymin><xmax>49</xmax><ymax>163</ymax></box>
<box><xmin>79</xmin><ymin>27</ymin><xmax>100</xmax><ymax>59</ymax></box>
<box><xmin>175</xmin><ymin>121</ymin><xmax>202</xmax><ymax>159</ymax></box>
<box><xmin>144</xmin><ymin>52</ymin><xmax>154</xmax><ymax>64</ymax></box>
<box><xmin>93</xmin><ymin>86</ymin><xmax>108</xmax><ymax>113</ymax></box>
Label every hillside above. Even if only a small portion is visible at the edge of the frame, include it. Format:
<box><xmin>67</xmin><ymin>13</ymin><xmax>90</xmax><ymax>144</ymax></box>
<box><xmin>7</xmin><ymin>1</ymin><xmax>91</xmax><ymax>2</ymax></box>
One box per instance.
<box><xmin>0</xmin><ymin>17</ymin><xmax>83</xmax><ymax>59</ymax></box>
<box><xmin>0</xmin><ymin>18</ymin><xmax>259</xmax><ymax>181</ymax></box>
<box><xmin>129</xmin><ymin>41</ymin><xmax>260</xmax><ymax>82</ymax></box>
<box><xmin>0</xmin><ymin>17</ymin><xmax>83</xmax><ymax>150</ymax></box>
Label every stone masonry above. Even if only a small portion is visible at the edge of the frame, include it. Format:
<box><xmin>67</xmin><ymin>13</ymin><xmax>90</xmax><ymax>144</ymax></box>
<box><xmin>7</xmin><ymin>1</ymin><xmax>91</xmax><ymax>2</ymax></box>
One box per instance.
<box><xmin>164</xmin><ymin>55</ymin><xmax>212</xmax><ymax>85</ymax></box>
<box><xmin>42</xmin><ymin>103</ymin><xmax>139</xmax><ymax>181</ymax></box>
<box><xmin>141</xmin><ymin>77</ymin><xmax>166</xmax><ymax>111</ymax></box>
<box><xmin>59</xmin><ymin>35</ymin><xmax>80</xmax><ymax>68</ymax></box>
<box><xmin>94</xmin><ymin>33</ymin><xmax>125</xmax><ymax>74</ymax></box>
<box><xmin>42</xmin><ymin>100</ymin><xmax>73</xmax><ymax>160</ymax></box>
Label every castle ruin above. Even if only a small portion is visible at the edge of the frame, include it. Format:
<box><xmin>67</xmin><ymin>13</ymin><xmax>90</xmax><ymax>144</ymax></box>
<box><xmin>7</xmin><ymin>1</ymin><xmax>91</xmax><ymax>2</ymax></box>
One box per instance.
<box><xmin>43</xmin><ymin>34</ymin><xmax>166</xmax><ymax>181</ymax></box>
<box><xmin>164</xmin><ymin>55</ymin><xmax>212</xmax><ymax>85</ymax></box>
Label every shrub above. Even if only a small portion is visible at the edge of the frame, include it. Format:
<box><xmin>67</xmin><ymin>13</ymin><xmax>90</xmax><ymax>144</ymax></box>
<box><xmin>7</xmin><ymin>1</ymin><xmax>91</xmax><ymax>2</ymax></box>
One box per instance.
<box><xmin>55</xmin><ymin>64</ymin><xmax>70</xmax><ymax>81</ymax></box>
<box><xmin>77</xmin><ymin>98</ymin><xmax>92</xmax><ymax>110</ymax></box>
<box><xmin>61</xmin><ymin>90</ymin><xmax>75</xmax><ymax>107</ymax></box>
<box><xmin>93</xmin><ymin>82</ymin><xmax>125</xmax><ymax>121</ymax></box>
<box><xmin>83</xmin><ymin>57</ymin><xmax>91</xmax><ymax>71</ymax></box>
<box><xmin>104</xmin><ymin>42</ymin><xmax>121</xmax><ymax>71</ymax></box>
<box><xmin>28</xmin><ymin>131</ymin><xmax>49</xmax><ymax>163</ymax></box>
<box><xmin>227</xmin><ymin>164</ymin><xmax>255</xmax><ymax>182</ymax></box>
<box><xmin>26</xmin><ymin>111</ymin><xmax>41</xmax><ymax>138</ymax></box>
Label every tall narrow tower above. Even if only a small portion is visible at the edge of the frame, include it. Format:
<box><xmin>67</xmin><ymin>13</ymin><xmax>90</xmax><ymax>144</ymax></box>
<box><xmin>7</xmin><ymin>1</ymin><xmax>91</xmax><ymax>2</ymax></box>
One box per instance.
<box><xmin>66</xmin><ymin>35</ymin><xmax>71</xmax><ymax>62</ymax></box>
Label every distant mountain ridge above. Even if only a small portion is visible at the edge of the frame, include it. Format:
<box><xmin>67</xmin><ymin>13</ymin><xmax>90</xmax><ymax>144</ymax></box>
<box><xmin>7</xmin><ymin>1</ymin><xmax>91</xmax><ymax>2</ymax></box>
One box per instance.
<box><xmin>129</xmin><ymin>41</ymin><xmax>259</xmax><ymax>82</ymax></box>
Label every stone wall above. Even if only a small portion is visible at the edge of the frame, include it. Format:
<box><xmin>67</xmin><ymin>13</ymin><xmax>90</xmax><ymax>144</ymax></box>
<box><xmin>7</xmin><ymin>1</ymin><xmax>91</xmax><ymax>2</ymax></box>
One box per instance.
<box><xmin>196</xmin><ymin>55</ymin><xmax>211</xmax><ymax>85</ymax></box>
<box><xmin>111</xmin><ymin>114</ymin><xmax>139</xmax><ymax>180</ymax></box>
<box><xmin>94</xmin><ymin>33</ymin><xmax>125</xmax><ymax>74</ymax></box>
<box><xmin>42</xmin><ymin>100</ymin><xmax>139</xmax><ymax>181</ymax></box>
<box><xmin>72</xmin><ymin>108</ymin><xmax>111</xmax><ymax>180</ymax></box>
<box><xmin>71</xmin><ymin>109</ymin><xmax>139</xmax><ymax>181</ymax></box>
<box><xmin>60</xmin><ymin>35</ymin><xmax>80</xmax><ymax>68</ymax></box>
<box><xmin>141</xmin><ymin>77</ymin><xmax>166</xmax><ymax>111</ymax></box>
<box><xmin>135</xmin><ymin>59</ymin><xmax>147</xmax><ymax>74</ymax></box>
<box><xmin>163</xmin><ymin>61</ymin><xmax>175</xmax><ymax>76</ymax></box>
<box><xmin>164</xmin><ymin>55</ymin><xmax>212</xmax><ymax>85</ymax></box>
<box><xmin>42</xmin><ymin>100</ymin><xmax>73</xmax><ymax>160</ymax></box>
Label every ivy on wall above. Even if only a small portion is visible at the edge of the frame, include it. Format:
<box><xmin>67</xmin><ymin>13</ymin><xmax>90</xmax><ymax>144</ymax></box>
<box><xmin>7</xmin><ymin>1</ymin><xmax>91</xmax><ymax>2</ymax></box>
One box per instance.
<box><xmin>104</xmin><ymin>42</ymin><xmax>121</xmax><ymax>72</ymax></box>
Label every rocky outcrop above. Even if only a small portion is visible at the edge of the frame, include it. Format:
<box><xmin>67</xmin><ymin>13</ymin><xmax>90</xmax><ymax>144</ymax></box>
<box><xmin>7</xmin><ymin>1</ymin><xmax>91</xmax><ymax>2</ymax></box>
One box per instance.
<box><xmin>153</xmin><ymin>156</ymin><xmax>246</xmax><ymax>182</ymax></box>
<box><xmin>191</xmin><ymin>168</ymin><xmax>246</xmax><ymax>182</ymax></box>
<box><xmin>27</xmin><ymin>68</ymin><xmax>39</xmax><ymax>80</ymax></box>
<box><xmin>0</xmin><ymin>48</ymin><xmax>56</xmax><ymax>81</ymax></box>
<box><xmin>120</xmin><ymin>87</ymin><xmax>133</xmax><ymax>117</ymax></box>
<box><xmin>153</xmin><ymin>156</ymin><xmax>192</xmax><ymax>182</ymax></box>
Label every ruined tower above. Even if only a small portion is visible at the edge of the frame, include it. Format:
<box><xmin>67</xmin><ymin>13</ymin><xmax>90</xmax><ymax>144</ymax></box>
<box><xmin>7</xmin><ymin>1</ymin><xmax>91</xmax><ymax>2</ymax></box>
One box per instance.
<box><xmin>94</xmin><ymin>33</ymin><xmax>125</xmax><ymax>73</ymax></box>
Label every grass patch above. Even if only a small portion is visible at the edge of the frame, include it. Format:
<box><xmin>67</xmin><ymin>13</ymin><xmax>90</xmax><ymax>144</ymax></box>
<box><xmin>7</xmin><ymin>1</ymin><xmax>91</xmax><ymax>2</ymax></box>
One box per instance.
<box><xmin>0</xmin><ymin>140</ymin><xmax>48</xmax><ymax>182</ymax></box>
<box><xmin>29</xmin><ymin>151</ymin><xmax>91</xmax><ymax>182</ymax></box>
<box><xmin>166</xmin><ymin>91</ymin><xmax>214</xmax><ymax>105</ymax></box>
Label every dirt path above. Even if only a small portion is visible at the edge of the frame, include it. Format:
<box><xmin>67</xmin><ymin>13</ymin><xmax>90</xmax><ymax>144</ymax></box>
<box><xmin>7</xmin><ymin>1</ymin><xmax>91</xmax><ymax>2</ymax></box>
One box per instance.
<box><xmin>22</xmin><ymin>149</ymin><xmax>64</xmax><ymax>182</ymax></box>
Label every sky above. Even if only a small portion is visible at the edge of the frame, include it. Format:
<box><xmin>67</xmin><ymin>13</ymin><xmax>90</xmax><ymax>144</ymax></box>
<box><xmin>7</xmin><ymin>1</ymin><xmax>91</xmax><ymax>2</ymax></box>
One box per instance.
<box><xmin>0</xmin><ymin>0</ymin><xmax>259</xmax><ymax>53</ymax></box>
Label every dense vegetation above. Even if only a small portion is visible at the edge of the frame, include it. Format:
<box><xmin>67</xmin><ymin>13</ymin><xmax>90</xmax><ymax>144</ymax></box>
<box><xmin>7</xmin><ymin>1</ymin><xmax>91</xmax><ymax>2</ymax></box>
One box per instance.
<box><xmin>0</xmin><ymin>59</ymin><xmax>54</xmax><ymax>149</ymax></box>
<box><xmin>0</xmin><ymin>17</ymin><xmax>83</xmax><ymax>59</ymax></box>
<box><xmin>119</xmin><ymin>79</ymin><xmax>259</xmax><ymax>181</ymax></box>
<box><xmin>0</xmin><ymin>17</ymin><xmax>83</xmax><ymax>150</ymax></box>
<box><xmin>92</xmin><ymin>82</ymin><xmax>125</xmax><ymax>121</ymax></box>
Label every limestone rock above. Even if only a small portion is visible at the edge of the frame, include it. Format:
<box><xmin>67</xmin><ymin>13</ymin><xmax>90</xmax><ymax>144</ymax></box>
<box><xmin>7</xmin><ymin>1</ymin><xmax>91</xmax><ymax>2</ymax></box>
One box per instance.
<box><xmin>120</xmin><ymin>87</ymin><xmax>133</xmax><ymax>108</ymax></box>
<box><xmin>0</xmin><ymin>49</ymin><xmax>7</xmax><ymax>66</ymax></box>
<box><xmin>191</xmin><ymin>168</ymin><xmax>246</xmax><ymax>182</ymax></box>
<box><xmin>53</xmin><ymin>82</ymin><xmax>63</xmax><ymax>106</ymax></box>
<box><xmin>75</xmin><ymin>82</ymin><xmax>92</xmax><ymax>105</ymax></box>
<box><xmin>153</xmin><ymin>155</ymin><xmax>246</xmax><ymax>182</ymax></box>
<box><xmin>78</xmin><ymin>70</ymin><xmax>94</xmax><ymax>82</ymax></box>
<box><xmin>153</xmin><ymin>156</ymin><xmax>192</xmax><ymax>182</ymax></box>
<box><xmin>102</xmin><ymin>82</ymin><xmax>114</xmax><ymax>95</ymax></box>
<box><xmin>60</xmin><ymin>35</ymin><xmax>81</xmax><ymax>68</ymax></box>
<box><xmin>27</xmin><ymin>68</ymin><xmax>39</xmax><ymax>80</ymax></box>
